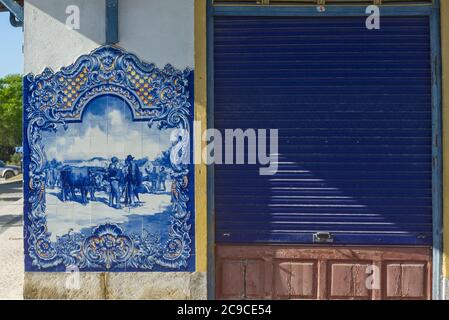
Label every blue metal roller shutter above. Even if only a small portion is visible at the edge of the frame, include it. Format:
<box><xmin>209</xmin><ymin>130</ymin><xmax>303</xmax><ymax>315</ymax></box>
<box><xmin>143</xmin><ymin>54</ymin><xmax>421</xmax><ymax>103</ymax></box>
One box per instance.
<box><xmin>214</xmin><ymin>16</ymin><xmax>433</xmax><ymax>245</ymax></box>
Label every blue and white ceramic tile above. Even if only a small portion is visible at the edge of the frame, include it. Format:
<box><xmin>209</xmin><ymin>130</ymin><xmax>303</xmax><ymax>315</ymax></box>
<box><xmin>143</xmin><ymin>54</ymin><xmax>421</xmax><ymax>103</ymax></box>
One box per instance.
<box><xmin>23</xmin><ymin>46</ymin><xmax>195</xmax><ymax>272</ymax></box>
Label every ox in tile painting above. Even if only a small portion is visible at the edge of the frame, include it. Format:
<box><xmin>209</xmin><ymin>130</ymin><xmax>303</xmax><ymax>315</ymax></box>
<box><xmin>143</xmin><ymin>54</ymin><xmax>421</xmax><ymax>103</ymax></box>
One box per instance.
<box><xmin>23</xmin><ymin>46</ymin><xmax>195</xmax><ymax>272</ymax></box>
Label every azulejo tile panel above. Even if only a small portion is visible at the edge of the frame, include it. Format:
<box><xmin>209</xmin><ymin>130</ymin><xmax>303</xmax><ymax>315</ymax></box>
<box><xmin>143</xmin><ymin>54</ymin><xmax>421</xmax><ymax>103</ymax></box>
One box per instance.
<box><xmin>23</xmin><ymin>46</ymin><xmax>195</xmax><ymax>272</ymax></box>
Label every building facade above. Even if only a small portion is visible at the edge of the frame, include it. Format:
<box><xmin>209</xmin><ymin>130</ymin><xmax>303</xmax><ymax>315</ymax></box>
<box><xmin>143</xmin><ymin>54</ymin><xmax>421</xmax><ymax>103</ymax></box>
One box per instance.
<box><xmin>11</xmin><ymin>0</ymin><xmax>449</xmax><ymax>299</ymax></box>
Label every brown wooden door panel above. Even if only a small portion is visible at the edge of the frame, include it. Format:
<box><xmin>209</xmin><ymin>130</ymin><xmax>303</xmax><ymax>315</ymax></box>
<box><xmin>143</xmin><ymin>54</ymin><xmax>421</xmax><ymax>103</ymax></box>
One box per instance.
<box><xmin>215</xmin><ymin>245</ymin><xmax>432</xmax><ymax>300</ymax></box>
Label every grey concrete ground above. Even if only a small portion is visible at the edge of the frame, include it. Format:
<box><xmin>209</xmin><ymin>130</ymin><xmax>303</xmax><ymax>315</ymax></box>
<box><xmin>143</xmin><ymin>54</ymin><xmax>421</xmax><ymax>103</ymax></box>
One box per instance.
<box><xmin>0</xmin><ymin>181</ymin><xmax>23</xmax><ymax>300</ymax></box>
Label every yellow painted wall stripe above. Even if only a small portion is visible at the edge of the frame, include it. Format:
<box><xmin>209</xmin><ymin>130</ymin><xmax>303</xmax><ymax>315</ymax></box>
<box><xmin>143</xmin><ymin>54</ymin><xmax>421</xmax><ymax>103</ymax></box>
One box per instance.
<box><xmin>441</xmin><ymin>0</ymin><xmax>449</xmax><ymax>278</ymax></box>
<box><xmin>194</xmin><ymin>0</ymin><xmax>208</xmax><ymax>273</ymax></box>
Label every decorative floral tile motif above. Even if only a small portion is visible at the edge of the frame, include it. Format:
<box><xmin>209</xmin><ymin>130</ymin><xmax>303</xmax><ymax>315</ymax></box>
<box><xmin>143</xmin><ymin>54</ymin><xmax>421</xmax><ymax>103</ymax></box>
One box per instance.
<box><xmin>23</xmin><ymin>46</ymin><xmax>195</xmax><ymax>272</ymax></box>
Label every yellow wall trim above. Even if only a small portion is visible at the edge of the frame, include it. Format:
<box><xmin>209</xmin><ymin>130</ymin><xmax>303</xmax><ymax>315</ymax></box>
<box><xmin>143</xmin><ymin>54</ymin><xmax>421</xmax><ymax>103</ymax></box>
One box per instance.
<box><xmin>194</xmin><ymin>0</ymin><xmax>208</xmax><ymax>273</ymax></box>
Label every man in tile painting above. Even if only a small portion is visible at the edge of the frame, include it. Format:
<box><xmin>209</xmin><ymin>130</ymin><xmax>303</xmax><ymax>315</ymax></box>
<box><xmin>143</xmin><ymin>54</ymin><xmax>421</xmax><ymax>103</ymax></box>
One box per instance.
<box><xmin>124</xmin><ymin>155</ymin><xmax>140</xmax><ymax>207</ymax></box>
<box><xmin>45</xmin><ymin>159</ymin><xmax>59</xmax><ymax>189</ymax></box>
<box><xmin>107</xmin><ymin>157</ymin><xmax>122</xmax><ymax>209</ymax></box>
<box><xmin>157</xmin><ymin>166</ymin><xmax>167</xmax><ymax>193</ymax></box>
<box><xmin>145</xmin><ymin>166</ymin><xmax>158</xmax><ymax>193</ymax></box>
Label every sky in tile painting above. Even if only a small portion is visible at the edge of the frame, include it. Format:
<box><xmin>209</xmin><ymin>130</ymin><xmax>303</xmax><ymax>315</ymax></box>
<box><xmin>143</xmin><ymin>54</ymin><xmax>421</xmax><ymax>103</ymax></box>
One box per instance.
<box><xmin>42</xmin><ymin>95</ymin><xmax>173</xmax><ymax>163</ymax></box>
<box><xmin>0</xmin><ymin>12</ymin><xmax>23</xmax><ymax>77</ymax></box>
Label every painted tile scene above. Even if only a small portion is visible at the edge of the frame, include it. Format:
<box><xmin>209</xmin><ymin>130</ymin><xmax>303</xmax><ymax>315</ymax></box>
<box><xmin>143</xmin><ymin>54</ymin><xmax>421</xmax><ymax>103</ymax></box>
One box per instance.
<box><xmin>42</xmin><ymin>95</ymin><xmax>174</xmax><ymax>242</ymax></box>
<box><xmin>23</xmin><ymin>46</ymin><xmax>194</xmax><ymax>272</ymax></box>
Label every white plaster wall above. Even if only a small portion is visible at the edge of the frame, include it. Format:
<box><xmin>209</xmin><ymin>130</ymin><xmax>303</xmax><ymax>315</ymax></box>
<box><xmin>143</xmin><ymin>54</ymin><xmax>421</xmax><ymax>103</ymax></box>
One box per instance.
<box><xmin>119</xmin><ymin>0</ymin><xmax>194</xmax><ymax>69</ymax></box>
<box><xmin>24</xmin><ymin>0</ymin><xmax>106</xmax><ymax>75</ymax></box>
<box><xmin>24</xmin><ymin>0</ymin><xmax>194</xmax><ymax>75</ymax></box>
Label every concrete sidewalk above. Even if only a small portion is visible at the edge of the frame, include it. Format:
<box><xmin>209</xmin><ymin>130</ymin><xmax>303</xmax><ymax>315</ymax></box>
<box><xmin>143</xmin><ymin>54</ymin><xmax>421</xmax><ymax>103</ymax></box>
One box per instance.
<box><xmin>0</xmin><ymin>174</ymin><xmax>23</xmax><ymax>185</ymax></box>
<box><xmin>0</xmin><ymin>199</ymin><xmax>24</xmax><ymax>300</ymax></box>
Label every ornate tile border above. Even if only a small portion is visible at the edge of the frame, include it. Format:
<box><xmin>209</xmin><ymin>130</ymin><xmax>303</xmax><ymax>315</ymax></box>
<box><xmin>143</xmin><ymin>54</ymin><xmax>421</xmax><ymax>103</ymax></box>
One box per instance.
<box><xmin>23</xmin><ymin>46</ymin><xmax>195</xmax><ymax>272</ymax></box>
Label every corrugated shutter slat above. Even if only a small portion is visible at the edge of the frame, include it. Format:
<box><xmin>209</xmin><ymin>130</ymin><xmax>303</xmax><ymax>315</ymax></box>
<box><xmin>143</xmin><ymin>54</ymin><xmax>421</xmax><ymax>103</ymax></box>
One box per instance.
<box><xmin>214</xmin><ymin>16</ymin><xmax>432</xmax><ymax>245</ymax></box>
